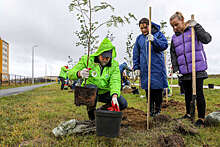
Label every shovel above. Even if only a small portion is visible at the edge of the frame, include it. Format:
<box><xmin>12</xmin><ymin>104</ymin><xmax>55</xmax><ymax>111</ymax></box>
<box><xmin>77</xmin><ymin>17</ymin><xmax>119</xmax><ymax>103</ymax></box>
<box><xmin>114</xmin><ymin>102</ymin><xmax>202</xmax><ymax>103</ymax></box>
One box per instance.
<box><xmin>164</xmin><ymin>51</ymin><xmax>168</xmax><ymax>103</ymax></box>
<box><xmin>190</xmin><ymin>14</ymin><xmax>196</xmax><ymax>122</ymax></box>
<box><xmin>147</xmin><ymin>6</ymin><xmax>152</xmax><ymax>130</ymax></box>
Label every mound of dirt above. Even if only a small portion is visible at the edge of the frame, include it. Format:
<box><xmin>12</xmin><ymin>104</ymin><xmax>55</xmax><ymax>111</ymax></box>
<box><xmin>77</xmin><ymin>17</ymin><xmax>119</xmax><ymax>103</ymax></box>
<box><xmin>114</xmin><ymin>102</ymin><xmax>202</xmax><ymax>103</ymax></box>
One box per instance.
<box><xmin>121</xmin><ymin>107</ymin><xmax>198</xmax><ymax>136</ymax></box>
<box><xmin>150</xmin><ymin>114</ymin><xmax>172</xmax><ymax>128</ymax></box>
<box><xmin>162</xmin><ymin>99</ymin><xmax>184</xmax><ymax>109</ymax></box>
<box><xmin>121</xmin><ymin>107</ymin><xmax>173</xmax><ymax>130</ymax></box>
<box><xmin>173</xmin><ymin>120</ymin><xmax>199</xmax><ymax>135</ymax></box>
<box><xmin>121</xmin><ymin>107</ymin><xmax>147</xmax><ymax>130</ymax></box>
<box><xmin>156</xmin><ymin>134</ymin><xmax>185</xmax><ymax>147</ymax></box>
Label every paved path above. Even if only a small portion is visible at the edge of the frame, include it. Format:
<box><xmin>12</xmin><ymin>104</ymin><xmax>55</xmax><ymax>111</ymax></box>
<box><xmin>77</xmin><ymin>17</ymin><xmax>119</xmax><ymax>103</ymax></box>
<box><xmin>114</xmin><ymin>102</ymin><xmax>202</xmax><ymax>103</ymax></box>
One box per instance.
<box><xmin>0</xmin><ymin>83</ymin><xmax>56</xmax><ymax>98</ymax></box>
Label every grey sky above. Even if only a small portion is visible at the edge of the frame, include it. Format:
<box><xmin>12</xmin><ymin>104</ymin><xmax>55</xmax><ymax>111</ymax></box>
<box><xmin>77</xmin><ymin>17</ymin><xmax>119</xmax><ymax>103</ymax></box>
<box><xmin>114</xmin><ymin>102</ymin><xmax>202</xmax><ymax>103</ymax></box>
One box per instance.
<box><xmin>0</xmin><ymin>0</ymin><xmax>219</xmax><ymax>77</ymax></box>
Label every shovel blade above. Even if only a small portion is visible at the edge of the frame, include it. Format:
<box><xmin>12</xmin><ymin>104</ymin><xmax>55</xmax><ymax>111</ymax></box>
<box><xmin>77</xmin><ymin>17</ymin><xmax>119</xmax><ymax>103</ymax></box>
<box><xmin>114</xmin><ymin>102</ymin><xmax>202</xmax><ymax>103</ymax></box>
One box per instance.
<box><xmin>190</xmin><ymin>95</ymin><xmax>196</xmax><ymax>122</ymax></box>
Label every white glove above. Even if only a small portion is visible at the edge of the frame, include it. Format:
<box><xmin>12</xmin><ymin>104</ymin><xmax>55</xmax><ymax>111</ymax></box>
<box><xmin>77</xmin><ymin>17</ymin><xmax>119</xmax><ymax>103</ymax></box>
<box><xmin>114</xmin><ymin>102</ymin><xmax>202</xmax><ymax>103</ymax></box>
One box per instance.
<box><xmin>112</xmin><ymin>95</ymin><xmax>119</xmax><ymax>107</ymax></box>
<box><xmin>147</xmin><ymin>34</ymin><xmax>154</xmax><ymax>41</ymax></box>
<box><xmin>79</xmin><ymin>68</ymin><xmax>89</xmax><ymax>79</ymax></box>
<box><xmin>189</xmin><ymin>20</ymin><xmax>197</xmax><ymax>27</ymax></box>
<box><xmin>135</xmin><ymin>70</ymin><xmax>140</xmax><ymax>77</ymax></box>
<box><xmin>175</xmin><ymin>71</ymin><xmax>183</xmax><ymax>77</ymax></box>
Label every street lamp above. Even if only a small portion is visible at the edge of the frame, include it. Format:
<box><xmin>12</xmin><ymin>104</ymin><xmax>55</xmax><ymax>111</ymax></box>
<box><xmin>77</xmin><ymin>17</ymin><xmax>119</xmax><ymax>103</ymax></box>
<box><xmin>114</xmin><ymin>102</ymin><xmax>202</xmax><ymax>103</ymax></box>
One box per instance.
<box><xmin>32</xmin><ymin>45</ymin><xmax>38</xmax><ymax>84</ymax></box>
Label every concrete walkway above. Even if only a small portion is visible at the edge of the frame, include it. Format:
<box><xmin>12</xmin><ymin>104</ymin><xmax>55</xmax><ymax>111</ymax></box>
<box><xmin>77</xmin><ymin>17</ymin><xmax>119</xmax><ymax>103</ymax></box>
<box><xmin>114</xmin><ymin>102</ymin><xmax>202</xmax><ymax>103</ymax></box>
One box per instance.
<box><xmin>0</xmin><ymin>83</ymin><xmax>56</xmax><ymax>98</ymax></box>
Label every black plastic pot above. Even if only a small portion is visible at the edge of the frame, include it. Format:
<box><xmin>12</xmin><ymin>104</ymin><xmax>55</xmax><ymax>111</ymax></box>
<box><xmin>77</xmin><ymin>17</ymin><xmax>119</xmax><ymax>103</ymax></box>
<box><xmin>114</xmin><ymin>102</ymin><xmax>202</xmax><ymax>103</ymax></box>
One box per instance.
<box><xmin>208</xmin><ymin>84</ymin><xmax>214</xmax><ymax>89</ymax></box>
<box><xmin>95</xmin><ymin>110</ymin><xmax>122</xmax><ymax>138</ymax></box>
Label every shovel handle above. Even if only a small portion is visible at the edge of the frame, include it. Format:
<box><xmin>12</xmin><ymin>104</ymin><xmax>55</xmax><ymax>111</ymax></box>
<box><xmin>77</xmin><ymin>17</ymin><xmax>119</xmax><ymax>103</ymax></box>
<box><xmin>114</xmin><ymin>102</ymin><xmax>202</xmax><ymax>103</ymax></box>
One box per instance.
<box><xmin>147</xmin><ymin>6</ymin><xmax>152</xmax><ymax>130</ymax></box>
<box><xmin>191</xmin><ymin>14</ymin><xmax>196</xmax><ymax>122</ymax></box>
<box><xmin>191</xmin><ymin>14</ymin><xmax>196</xmax><ymax>95</ymax></box>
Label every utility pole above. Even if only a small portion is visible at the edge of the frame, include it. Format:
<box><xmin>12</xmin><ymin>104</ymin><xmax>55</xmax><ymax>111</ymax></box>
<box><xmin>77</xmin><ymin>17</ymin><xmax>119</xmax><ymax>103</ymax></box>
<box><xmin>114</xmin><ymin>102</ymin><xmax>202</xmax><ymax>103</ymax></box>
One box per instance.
<box><xmin>45</xmin><ymin>64</ymin><xmax>47</xmax><ymax>82</ymax></box>
<box><xmin>32</xmin><ymin>45</ymin><xmax>38</xmax><ymax>84</ymax></box>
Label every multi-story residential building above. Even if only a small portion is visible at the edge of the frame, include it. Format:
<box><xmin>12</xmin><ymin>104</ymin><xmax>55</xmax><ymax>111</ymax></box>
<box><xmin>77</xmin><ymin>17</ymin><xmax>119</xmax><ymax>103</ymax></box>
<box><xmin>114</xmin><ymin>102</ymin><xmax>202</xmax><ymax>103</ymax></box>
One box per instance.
<box><xmin>0</xmin><ymin>37</ymin><xmax>9</xmax><ymax>81</ymax></box>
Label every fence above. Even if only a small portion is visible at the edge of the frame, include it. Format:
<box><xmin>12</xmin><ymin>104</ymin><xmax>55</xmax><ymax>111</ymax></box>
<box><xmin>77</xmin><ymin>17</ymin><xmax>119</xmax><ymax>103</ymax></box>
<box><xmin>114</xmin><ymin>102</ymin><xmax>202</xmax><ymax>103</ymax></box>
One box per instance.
<box><xmin>0</xmin><ymin>73</ymin><xmax>56</xmax><ymax>87</ymax></box>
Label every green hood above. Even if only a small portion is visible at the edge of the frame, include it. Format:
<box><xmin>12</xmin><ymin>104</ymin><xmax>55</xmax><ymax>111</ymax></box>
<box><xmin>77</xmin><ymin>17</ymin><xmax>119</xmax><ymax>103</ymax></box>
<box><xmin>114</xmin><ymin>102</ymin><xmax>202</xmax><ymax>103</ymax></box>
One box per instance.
<box><xmin>91</xmin><ymin>38</ymin><xmax>117</xmax><ymax>58</ymax></box>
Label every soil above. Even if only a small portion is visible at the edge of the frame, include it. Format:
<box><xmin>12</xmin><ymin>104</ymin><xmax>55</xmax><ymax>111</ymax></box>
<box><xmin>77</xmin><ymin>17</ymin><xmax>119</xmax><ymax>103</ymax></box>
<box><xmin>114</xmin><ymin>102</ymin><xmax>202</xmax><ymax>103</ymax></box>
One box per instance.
<box><xmin>121</xmin><ymin>107</ymin><xmax>147</xmax><ymax>130</ymax></box>
<box><xmin>215</xmin><ymin>104</ymin><xmax>220</xmax><ymax>107</ymax></box>
<box><xmin>121</xmin><ymin>99</ymin><xmax>185</xmax><ymax>130</ymax></box>
<box><xmin>162</xmin><ymin>99</ymin><xmax>185</xmax><ymax>110</ymax></box>
<box><xmin>121</xmin><ymin>108</ymin><xmax>173</xmax><ymax>130</ymax></box>
<box><xmin>156</xmin><ymin>134</ymin><xmax>185</xmax><ymax>147</ymax></box>
<box><xmin>173</xmin><ymin>120</ymin><xmax>199</xmax><ymax>135</ymax></box>
<box><xmin>150</xmin><ymin>114</ymin><xmax>172</xmax><ymax>128</ymax></box>
<box><xmin>121</xmin><ymin>106</ymin><xmax>198</xmax><ymax>135</ymax></box>
<box><xmin>74</xmin><ymin>86</ymin><xmax>97</xmax><ymax>107</ymax></box>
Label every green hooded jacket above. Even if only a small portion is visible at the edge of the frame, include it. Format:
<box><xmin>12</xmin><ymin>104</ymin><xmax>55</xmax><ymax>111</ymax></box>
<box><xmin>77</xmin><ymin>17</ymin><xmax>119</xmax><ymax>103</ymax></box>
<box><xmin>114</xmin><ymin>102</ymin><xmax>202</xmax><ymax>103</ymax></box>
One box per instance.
<box><xmin>59</xmin><ymin>66</ymin><xmax>69</xmax><ymax>79</ymax></box>
<box><xmin>68</xmin><ymin>38</ymin><xmax>121</xmax><ymax>97</ymax></box>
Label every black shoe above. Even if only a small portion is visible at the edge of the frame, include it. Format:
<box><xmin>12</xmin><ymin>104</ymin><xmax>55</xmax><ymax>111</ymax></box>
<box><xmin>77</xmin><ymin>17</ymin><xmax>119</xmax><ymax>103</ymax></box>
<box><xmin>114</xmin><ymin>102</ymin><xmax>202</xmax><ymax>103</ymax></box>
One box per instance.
<box><xmin>194</xmin><ymin>119</ymin><xmax>205</xmax><ymax>127</ymax></box>
<box><xmin>178</xmin><ymin>114</ymin><xmax>191</xmax><ymax>120</ymax></box>
<box><xmin>150</xmin><ymin>112</ymin><xmax>155</xmax><ymax>117</ymax></box>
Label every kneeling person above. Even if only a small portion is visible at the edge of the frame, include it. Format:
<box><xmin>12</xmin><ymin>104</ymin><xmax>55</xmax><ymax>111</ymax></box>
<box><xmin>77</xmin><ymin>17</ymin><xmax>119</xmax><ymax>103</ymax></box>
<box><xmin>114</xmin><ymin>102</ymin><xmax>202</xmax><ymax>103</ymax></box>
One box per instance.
<box><xmin>68</xmin><ymin>38</ymin><xmax>128</xmax><ymax>120</ymax></box>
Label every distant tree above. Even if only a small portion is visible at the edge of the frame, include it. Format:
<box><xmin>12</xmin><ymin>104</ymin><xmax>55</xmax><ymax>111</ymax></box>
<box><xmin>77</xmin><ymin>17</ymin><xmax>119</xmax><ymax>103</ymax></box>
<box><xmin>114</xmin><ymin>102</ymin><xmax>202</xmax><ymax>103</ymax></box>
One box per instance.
<box><xmin>160</xmin><ymin>20</ymin><xmax>170</xmax><ymax>41</ymax></box>
<box><xmin>105</xmin><ymin>30</ymin><xmax>115</xmax><ymax>42</ymax></box>
<box><xmin>124</xmin><ymin>32</ymin><xmax>134</xmax><ymax>68</ymax></box>
<box><xmin>69</xmin><ymin>0</ymin><xmax>136</xmax><ymax>55</ymax></box>
<box><xmin>160</xmin><ymin>20</ymin><xmax>172</xmax><ymax>76</ymax></box>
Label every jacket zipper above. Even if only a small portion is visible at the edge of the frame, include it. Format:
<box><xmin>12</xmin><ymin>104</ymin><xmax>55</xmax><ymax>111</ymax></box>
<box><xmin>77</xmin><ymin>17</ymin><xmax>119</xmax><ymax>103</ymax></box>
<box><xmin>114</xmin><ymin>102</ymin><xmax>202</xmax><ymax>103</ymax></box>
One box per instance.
<box><xmin>99</xmin><ymin>64</ymin><xmax>104</xmax><ymax>75</ymax></box>
<box><xmin>182</xmin><ymin>34</ymin><xmax>189</xmax><ymax>72</ymax></box>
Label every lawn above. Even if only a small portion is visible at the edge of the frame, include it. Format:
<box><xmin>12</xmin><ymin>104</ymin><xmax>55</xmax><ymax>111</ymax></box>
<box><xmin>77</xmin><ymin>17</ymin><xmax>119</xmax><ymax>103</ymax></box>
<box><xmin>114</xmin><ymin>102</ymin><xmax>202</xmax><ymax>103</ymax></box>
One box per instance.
<box><xmin>169</xmin><ymin>76</ymin><xmax>220</xmax><ymax>86</ymax></box>
<box><xmin>0</xmin><ymin>83</ymin><xmax>220</xmax><ymax>146</ymax></box>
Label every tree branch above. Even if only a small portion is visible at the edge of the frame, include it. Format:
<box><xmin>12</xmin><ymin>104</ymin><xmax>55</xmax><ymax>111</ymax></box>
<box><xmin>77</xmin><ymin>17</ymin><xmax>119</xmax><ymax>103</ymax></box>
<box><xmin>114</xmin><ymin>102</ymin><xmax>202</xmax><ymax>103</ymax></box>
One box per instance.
<box><xmin>91</xmin><ymin>20</ymin><xmax>113</xmax><ymax>35</ymax></box>
<box><xmin>76</xmin><ymin>1</ymin><xmax>89</xmax><ymax>28</ymax></box>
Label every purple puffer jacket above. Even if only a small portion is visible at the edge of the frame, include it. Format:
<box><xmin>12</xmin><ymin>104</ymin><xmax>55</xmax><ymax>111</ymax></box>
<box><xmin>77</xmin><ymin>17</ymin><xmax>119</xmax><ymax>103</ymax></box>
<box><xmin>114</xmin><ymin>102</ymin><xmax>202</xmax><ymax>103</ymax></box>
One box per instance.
<box><xmin>172</xmin><ymin>28</ymin><xmax>207</xmax><ymax>74</ymax></box>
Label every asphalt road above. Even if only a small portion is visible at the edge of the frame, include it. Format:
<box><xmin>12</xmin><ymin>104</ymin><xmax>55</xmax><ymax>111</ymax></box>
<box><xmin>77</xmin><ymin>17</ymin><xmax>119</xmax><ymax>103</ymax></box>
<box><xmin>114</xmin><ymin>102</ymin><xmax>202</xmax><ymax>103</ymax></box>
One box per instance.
<box><xmin>0</xmin><ymin>83</ymin><xmax>56</xmax><ymax>98</ymax></box>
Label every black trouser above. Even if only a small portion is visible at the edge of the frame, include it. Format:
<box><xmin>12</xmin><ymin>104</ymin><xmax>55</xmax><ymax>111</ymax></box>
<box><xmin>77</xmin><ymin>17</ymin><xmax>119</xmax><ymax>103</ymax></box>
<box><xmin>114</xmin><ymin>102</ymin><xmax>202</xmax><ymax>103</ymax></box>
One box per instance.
<box><xmin>178</xmin><ymin>79</ymin><xmax>185</xmax><ymax>94</ymax></box>
<box><xmin>59</xmin><ymin>77</ymin><xmax>65</xmax><ymax>90</ymax></box>
<box><xmin>145</xmin><ymin>89</ymin><xmax>163</xmax><ymax>113</ymax></box>
<box><xmin>87</xmin><ymin>85</ymin><xmax>128</xmax><ymax>120</ymax></box>
<box><xmin>182</xmin><ymin>78</ymin><xmax>206</xmax><ymax>118</ymax></box>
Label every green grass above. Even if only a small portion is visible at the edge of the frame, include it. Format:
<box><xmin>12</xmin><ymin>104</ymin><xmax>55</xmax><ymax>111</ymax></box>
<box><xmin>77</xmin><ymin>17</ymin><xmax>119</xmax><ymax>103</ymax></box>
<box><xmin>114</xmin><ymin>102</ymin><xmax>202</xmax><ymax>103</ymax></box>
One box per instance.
<box><xmin>169</xmin><ymin>77</ymin><xmax>220</xmax><ymax>86</ymax></box>
<box><xmin>0</xmin><ymin>84</ymin><xmax>220</xmax><ymax>146</ymax></box>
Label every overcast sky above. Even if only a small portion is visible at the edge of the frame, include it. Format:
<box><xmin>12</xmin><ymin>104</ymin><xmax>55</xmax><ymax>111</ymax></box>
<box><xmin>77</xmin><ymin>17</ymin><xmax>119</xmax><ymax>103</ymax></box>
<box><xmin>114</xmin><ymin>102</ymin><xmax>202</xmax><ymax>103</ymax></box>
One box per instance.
<box><xmin>0</xmin><ymin>0</ymin><xmax>219</xmax><ymax>77</ymax></box>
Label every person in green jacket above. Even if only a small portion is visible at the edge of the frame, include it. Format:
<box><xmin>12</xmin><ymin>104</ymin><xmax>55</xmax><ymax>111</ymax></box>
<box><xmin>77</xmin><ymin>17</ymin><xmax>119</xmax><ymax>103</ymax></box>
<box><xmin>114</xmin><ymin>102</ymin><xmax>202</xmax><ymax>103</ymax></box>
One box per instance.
<box><xmin>68</xmin><ymin>38</ymin><xmax>128</xmax><ymax>120</ymax></box>
<box><xmin>59</xmin><ymin>65</ymin><xmax>69</xmax><ymax>90</ymax></box>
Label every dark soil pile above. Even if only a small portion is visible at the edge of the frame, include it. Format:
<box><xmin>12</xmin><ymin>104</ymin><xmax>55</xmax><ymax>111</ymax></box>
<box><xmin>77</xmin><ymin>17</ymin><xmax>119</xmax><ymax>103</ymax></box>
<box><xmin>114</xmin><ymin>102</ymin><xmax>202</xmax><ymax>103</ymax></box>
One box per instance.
<box><xmin>121</xmin><ymin>107</ymin><xmax>174</xmax><ymax>130</ymax></box>
<box><xmin>162</xmin><ymin>99</ymin><xmax>185</xmax><ymax>110</ymax></box>
<box><xmin>121</xmin><ymin>107</ymin><xmax>198</xmax><ymax>135</ymax></box>
<box><xmin>150</xmin><ymin>114</ymin><xmax>172</xmax><ymax>128</ymax></box>
<box><xmin>156</xmin><ymin>134</ymin><xmax>185</xmax><ymax>147</ymax></box>
<box><xmin>121</xmin><ymin>107</ymin><xmax>147</xmax><ymax>130</ymax></box>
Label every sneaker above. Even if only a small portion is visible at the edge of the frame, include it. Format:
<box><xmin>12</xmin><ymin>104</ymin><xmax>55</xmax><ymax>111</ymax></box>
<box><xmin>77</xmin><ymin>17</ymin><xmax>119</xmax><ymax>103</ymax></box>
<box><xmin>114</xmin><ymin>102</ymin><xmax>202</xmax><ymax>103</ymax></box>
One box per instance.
<box><xmin>194</xmin><ymin>119</ymin><xmax>205</xmax><ymax>127</ymax></box>
<box><xmin>178</xmin><ymin>114</ymin><xmax>191</xmax><ymax>120</ymax></box>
